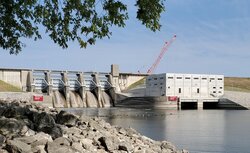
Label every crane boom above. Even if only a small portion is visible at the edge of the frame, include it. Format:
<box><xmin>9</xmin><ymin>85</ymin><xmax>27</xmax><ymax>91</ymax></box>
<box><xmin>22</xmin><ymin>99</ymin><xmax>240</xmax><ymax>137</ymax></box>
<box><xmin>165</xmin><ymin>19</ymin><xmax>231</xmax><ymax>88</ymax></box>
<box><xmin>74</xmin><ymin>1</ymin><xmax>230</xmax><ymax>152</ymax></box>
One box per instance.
<box><xmin>147</xmin><ymin>35</ymin><xmax>176</xmax><ymax>74</ymax></box>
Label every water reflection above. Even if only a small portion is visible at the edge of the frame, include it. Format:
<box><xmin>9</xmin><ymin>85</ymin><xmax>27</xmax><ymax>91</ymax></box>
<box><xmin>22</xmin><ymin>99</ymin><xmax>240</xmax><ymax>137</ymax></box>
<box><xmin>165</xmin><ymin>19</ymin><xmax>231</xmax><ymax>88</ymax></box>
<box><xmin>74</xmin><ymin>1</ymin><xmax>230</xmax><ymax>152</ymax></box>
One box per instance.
<box><xmin>65</xmin><ymin>108</ymin><xmax>250</xmax><ymax>153</ymax></box>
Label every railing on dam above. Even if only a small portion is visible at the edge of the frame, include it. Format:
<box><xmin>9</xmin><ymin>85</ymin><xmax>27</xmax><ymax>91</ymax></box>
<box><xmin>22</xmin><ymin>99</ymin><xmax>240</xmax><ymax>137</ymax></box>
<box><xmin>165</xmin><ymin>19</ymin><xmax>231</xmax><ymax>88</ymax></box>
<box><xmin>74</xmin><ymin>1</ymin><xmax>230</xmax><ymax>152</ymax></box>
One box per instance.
<box><xmin>67</xmin><ymin>72</ymin><xmax>81</xmax><ymax>91</ymax></box>
<box><xmin>83</xmin><ymin>72</ymin><xmax>97</xmax><ymax>91</ymax></box>
<box><xmin>50</xmin><ymin>71</ymin><xmax>64</xmax><ymax>91</ymax></box>
<box><xmin>31</xmin><ymin>70</ymin><xmax>113</xmax><ymax>93</ymax></box>
<box><xmin>0</xmin><ymin>65</ymin><xmax>143</xmax><ymax>108</ymax></box>
<box><xmin>99</xmin><ymin>72</ymin><xmax>112</xmax><ymax>91</ymax></box>
<box><xmin>29</xmin><ymin>70</ymin><xmax>116</xmax><ymax>108</ymax></box>
<box><xmin>32</xmin><ymin>70</ymin><xmax>49</xmax><ymax>92</ymax></box>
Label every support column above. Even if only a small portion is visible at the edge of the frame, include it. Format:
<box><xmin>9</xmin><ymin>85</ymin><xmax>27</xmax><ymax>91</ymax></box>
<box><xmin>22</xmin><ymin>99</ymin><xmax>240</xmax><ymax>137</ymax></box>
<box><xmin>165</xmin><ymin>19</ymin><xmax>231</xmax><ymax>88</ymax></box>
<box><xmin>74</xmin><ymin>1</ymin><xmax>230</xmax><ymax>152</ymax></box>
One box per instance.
<box><xmin>93</xmin><ymin>73</ymin><xmax>103</xmax><ymax>108</ymax></box>
<box><xmin>28</xmin><ymin>71</ymin><xmax>34</xmax><ymax>92</ymax></box>
<box><xmin>45</xmin><ymin>71</ymin><xmax>52</xmax><ymax>96</ymax></box>
<box><xmin>197</xmin><ymin>99</ymin><xmax>203</xmax><ymax>110</ymax></box>
<box><xmin>178</xmin><ymin>101</ymin><xmax>181</xmax><ymax>110</ymax></box>
<box><xmin>21</xmin><ymin>70</ymin><xmax>30</xmax><ymax>91</ymax></box>
<box><xmin>78</xmin><ymin>72</ymin><xmax>86</xmax><ymax>107</ymax></box>
<box><xmin>107</xmin><ymin>74</ymin><xmax>116</xmax><ymax>106</ymax></box>
<box><xmin>111</xmin><ymin>64</ymin><xmax>120</xmax><ymax>92</ymax></box>
<box><xmin>62</xmin><ymin>72</ymin><xmax>70</xmax><ymax>108</ymax></box>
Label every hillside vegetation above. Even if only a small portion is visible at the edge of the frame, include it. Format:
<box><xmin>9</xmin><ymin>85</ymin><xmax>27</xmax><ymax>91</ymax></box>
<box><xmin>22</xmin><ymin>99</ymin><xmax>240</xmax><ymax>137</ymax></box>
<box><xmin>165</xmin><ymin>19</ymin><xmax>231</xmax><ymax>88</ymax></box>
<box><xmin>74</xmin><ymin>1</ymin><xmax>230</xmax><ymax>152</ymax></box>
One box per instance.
<box><xmin>0</xmin><ymin>80</ymin><xmax>21</xmax><ymax>92</ymax></box>
<box><xmin>224</xmin><ymin>77</ymin><xmax>250</xmax><ymax>92</ymax></box>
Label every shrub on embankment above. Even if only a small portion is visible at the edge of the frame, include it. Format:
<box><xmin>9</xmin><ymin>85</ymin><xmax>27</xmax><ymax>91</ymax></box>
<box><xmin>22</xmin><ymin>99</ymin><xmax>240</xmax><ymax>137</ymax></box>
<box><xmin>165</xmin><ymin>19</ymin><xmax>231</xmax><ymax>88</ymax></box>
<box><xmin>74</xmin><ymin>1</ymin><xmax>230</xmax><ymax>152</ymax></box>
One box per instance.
<box><xmin>0</xmin><ymin>99</ymin><xmax>188</xmax><ymax>153</ymax></box>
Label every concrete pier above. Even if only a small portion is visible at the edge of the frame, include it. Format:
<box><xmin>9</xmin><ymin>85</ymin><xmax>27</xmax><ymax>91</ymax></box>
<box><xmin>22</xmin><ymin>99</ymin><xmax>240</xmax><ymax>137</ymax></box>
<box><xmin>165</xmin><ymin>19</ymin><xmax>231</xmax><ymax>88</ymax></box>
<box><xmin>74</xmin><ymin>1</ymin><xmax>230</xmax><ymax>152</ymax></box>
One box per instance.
<box><xmin>197</xmin><ymin>103</ymin><xmax>203</xmax><ymax>109</ymax></box>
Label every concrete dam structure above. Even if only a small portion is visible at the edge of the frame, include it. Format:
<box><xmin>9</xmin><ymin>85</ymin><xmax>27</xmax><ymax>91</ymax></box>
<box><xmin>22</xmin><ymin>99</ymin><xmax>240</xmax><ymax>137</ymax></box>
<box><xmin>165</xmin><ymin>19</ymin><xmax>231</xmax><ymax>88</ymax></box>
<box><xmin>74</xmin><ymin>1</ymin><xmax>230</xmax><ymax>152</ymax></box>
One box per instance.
<box><xmin>0</xmin><ymin>68</ymin><xmax>116</xmax><ymax>108</ymax></box>
<box><xmin>31</xmin><ymin>70</ymin><xmax>115</xmax><ymax>108</ymax></box>
<box><xmin>2</xmin><ymin>65</ymin><xmax>247</xmax><ymax>110</ymax></box>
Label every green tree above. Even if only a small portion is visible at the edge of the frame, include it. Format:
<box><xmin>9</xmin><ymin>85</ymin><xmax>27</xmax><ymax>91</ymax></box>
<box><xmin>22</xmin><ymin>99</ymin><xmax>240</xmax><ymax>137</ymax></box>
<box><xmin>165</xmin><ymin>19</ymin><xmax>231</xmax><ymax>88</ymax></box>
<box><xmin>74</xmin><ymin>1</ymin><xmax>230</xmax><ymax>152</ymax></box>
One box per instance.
<box><xmin>0</xmin><ymin>0</ymin><xmax>165</xmax><ymax>54</ymax></box>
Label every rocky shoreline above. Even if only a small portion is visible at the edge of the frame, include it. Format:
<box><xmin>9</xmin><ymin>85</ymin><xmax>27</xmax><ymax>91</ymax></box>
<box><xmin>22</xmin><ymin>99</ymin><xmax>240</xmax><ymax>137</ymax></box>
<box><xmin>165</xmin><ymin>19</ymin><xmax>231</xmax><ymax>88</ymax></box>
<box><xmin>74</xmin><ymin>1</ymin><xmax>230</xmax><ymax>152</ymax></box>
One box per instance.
<box><xmin>0</xmin><ymin>99</ymin><xmax>188</xmax><ymax>153</ymax></box>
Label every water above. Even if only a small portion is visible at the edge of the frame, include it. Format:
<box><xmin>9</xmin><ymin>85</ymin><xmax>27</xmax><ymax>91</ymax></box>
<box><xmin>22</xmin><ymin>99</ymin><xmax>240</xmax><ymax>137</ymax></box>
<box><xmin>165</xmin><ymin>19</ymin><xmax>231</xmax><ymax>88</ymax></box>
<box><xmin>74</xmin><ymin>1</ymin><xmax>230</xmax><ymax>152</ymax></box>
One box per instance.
<box><xmin>53</xmin><ymin>91</ymin><xmax>66</xmax><ymax>107</ymax></box>
<box><xmin>66</xmin><ymin>108</ymin><xmax>250</xmax><ymax>153</ymax></box>
<box><xmin>86</xmin><ymin>91</ymin><xmax>99</xmax><ymax>107</ymax></box>
<box><xmin>69</xmin><ymin>91</ymin><xmax>85</xmax><ymax>107</ymax></box>
<box><xmin>53</xmin><ymin>90</ymin><xmax>112</xmax><ymax>108</ymax></box>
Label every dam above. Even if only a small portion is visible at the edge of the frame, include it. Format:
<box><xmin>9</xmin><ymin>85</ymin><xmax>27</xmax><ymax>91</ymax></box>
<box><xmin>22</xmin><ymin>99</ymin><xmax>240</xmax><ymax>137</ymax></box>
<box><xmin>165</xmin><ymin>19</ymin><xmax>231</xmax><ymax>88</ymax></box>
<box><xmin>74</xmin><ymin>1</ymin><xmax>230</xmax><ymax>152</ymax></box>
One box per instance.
<box><xmin>32</xmin><ymin>70</ymin><xmax>115</xmax><ymax>108</ymax></box>
<box><xmin>0</xmin><ymin>67</ymin><xmax>117</xmax><ymax>108</ymax></box>
<box><xmin>0</xmin><ymin>65</ymin><xmax>249</xmax><ymax>110</ymax></box>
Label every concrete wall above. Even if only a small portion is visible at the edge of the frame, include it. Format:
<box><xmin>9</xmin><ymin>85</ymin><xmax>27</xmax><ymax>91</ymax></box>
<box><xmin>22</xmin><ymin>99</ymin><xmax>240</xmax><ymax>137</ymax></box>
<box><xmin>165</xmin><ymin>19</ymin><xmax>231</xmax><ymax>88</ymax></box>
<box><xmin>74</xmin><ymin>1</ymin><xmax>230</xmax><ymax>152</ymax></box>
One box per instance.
<box><xmin>111</xmin><ymin>64</ymin><xmax>149</xmax><ymax>91</ymax></box>
<box><xmin>0</xmin><ymin>68</ymin><xmax>31</xmax><ymax>91</ymax></box>
<box><xmin>146</xmin><ymin>73</ymin><xmax>224</xmax><ymax>98</ymax></box>
<box><xmin>118</xmin><ymin>73</ymin><xmax>148</xmax><ymax>91</ymax></box>
<box><xmin>0</xmin><ymin>66</ymin><xmax>148</xmax><ymax>93</ymax></box>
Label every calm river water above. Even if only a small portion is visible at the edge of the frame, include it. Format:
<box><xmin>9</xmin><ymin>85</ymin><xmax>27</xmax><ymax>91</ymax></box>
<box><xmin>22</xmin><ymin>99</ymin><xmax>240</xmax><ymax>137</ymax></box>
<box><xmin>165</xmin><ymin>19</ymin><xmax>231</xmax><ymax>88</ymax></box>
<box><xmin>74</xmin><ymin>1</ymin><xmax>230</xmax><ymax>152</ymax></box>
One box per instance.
<box><xmin>65</xmin><ymin>108</ymin><xmax>250</xmax><ymax>153</ymax></box>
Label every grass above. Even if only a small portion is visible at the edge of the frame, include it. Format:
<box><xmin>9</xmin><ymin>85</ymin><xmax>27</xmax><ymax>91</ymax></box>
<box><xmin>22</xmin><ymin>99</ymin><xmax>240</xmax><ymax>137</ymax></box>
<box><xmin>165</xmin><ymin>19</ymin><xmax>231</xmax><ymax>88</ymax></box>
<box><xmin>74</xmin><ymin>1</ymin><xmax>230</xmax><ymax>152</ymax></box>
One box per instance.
<box><xmin>224</xmin><ymin>77</ymin><xmax>250</xmax><ymax>92</ymax></box>
<box><xmin>0</xmin><ymin>80</ymin><xmax>22</xmax><ymax>92</ymax></box>
<box><xmin>126</xmin><ymin>77</ymin><xmax>146</xmax><ymax>90</ymax></box>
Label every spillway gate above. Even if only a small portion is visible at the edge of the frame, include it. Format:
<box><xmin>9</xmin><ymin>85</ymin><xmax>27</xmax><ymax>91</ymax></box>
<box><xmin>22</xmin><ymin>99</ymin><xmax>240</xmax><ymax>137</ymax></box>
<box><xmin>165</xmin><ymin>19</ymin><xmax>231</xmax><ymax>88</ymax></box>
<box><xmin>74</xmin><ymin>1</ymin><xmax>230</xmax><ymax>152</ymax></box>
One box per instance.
<box><xmin>31</xmin><ymin>70</ymin><xmax>115</xmax><ymax>108</ymax></box>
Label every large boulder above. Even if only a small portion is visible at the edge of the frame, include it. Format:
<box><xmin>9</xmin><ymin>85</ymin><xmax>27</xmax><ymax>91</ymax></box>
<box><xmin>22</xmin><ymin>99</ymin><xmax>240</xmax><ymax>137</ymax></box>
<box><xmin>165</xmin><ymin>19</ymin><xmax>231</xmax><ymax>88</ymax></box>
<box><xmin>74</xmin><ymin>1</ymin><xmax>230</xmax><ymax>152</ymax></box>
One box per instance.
<box><xmin>1</xmin><ymin>106</ymin><xmax>30</xmax><ymax>118</ymax></box>
<box><xmin>0</xmin><ymin>106</ymin><xmax>6</xmax><ymax>116</ymax></box>
<box><xmin>118</xmin><ymin>141</ymin><xmax>133</xmax><ymax>152</ymax></box>
<box><xmin>98</xmin><ymin>136</ymin><xmax>118</xmax><ymax>152</ymax></box>
<box><xmin>14</xmin><ymin>132</ymin><xmax>53</xmax><ymax>147</ymax></box>
<box><xmin>31</xmin><ymin>145</ymin><xmax>47</xmax><ymax>153</ymax></box>
<box><xmin>47</xmin><ymin>125</ymin><xmax>63</xmax><ymax>140</ymax></box>
<box><xmin>161</xmin><ymin>141</ymin><xmax>177</xmax><ymax>152</ymax></box>
<box><xmin>33</xmin><ymin>112</ymin><xmax>56</xmax><ymax>131</ymax></box>
<box><xmin>53</xmin><ymin>137</ymin><xmax>71</xmax><ymax>146</ymax></box>
<box><xmin>31</xmin><ymin>132</ymin><xmax>53</xmax><ymax>147</ymax></box>
<box><xmin>0</xmin><ymin>134</ymin><xmax>6</xmax><ymax>146</ymax></box>
<box><xmin>46</xmin><ymin>139</ymin><xmax>77</xmax><ymax>153</ymax></box>
<box><xmin>0</xmin><ymin>149</ymin><xmax>8</xmax><ymax>153</ymax></box>
<box><xmin>80</xmin><ymin>138</ymin><xmax>94</xmax><ymax>150</ymax></box>
<box><xmin>71</xmin><ymin>142</ymin><xmax>84</xmax><ymax>152</ymax></box>
<box><xmin>0</xmin><ymin>117</ymin><xmax>27</xmax><ymax>138</ymax></box>
<box><xmin>5</xmin><ymin>140</ymin><xmax>31</xmax><ymax>153</ymax></box>
<box><xmin>64</xmin><ymin>127</ymin><xmax>82</xmax><ymax>135</ymax></box>
<box><xmin>56</xmin><ymin>111</ymin><xmax>79</xmax><ymax>127</ymax></box>
<box><xmin>31</xmin><ymin>112</ymin><xmax>63</xmax><ymax>139</ymax></box>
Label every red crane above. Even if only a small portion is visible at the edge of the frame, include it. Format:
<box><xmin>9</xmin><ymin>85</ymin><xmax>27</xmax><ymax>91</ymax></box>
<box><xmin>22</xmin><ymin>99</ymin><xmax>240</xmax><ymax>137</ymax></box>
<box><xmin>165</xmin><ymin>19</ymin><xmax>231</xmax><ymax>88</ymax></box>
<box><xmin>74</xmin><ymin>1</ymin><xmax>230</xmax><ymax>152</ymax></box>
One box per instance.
<box><xmin>147</xmin><ymin>35</ymin><xmax>177</xmax><ymax>74</ymax></box>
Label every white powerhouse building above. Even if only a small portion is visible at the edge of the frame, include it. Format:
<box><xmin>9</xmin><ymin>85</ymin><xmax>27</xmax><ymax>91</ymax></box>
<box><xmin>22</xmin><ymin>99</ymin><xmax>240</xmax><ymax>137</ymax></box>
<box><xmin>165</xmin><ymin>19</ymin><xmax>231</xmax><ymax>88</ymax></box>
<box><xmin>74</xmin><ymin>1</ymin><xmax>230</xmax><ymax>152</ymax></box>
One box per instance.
<box><xmin>146</xmin><ymin>73</ymin><xmax>224</xmax><ymax>100</ymax></box>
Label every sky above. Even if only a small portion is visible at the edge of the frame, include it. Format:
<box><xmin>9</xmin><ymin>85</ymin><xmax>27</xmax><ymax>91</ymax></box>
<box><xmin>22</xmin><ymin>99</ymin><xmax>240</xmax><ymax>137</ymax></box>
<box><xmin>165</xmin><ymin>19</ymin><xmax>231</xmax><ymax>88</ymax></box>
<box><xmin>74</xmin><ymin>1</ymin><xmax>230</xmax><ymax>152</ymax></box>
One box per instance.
<box><xmin>1</xmin><ymin>0</ymin><xmax>250</xmax><ymax>77</ymax></box>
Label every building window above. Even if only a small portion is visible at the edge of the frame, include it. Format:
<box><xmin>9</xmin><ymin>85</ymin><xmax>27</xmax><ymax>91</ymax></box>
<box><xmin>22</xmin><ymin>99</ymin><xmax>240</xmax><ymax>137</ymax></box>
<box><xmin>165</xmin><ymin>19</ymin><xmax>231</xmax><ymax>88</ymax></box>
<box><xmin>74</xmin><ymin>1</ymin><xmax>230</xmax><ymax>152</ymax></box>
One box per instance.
<box><xmin>168</xmin><ymin>86</ymin><xmax>170</xmax><ymax>89</ymax></box>
<box><xmin>185</xmin><ymin>77</ymin><xmax>191</xmax><ymax>79</ymax></box>
<box><xmin>213</xmin><ymin>91</ymin><xmax>216</xmax><ymax>93</ymax></box>
<box><xmin>154</xmin><ymin>78</ymin><xmax>157</xmax><ymax>80</ymax></box>
<box><xmin>202</xmin><ymin>78</ymin><xmax>207</xmax><ymax>80</ymax></box>
<box><xmin>218</xmin><ymin>78</ymin><xmax>223</xmax><ymax>80</ymax></box>
<box><xmin>213</xmin><ymin>87</ymin><xmax>216</xmax><ymax>89</ymax></box>
<box><xmin>168</xmin><ymin>77</ymin><xmax>173</xmax><ymax>79</ymax></box>
<box><xmin>154</xmin><ymin>83</ymin><xmax>157</xmax><ymax>86</ymax></box>
<box><xmin>179</xmin><ymin>88</ymin><xmax>181</xmax><ymax>93</ymax></box>
<box><xmin>220</xmin><ymin>87</ymin><xmax>223</xmax><ymax>89</ymax></box>
<box><xmin>194</xmin><ymin>78</ymin><xmax>199</xmax><ymax>80</ymax></box>
<box><xmin>177</xmin><ymin>77</ymin><xmax>182</xmax><ymax>79</ymax></box>
<box><xmin>197</xmin><ymin>88</ymin><xmax>200</xmax><ymax>93</ymax></box>
<box><xmin>160</xmin><ymin>77</ymin><xmax>164</xmax><ymax>79</ymax></box>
